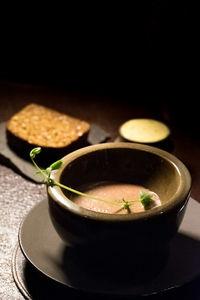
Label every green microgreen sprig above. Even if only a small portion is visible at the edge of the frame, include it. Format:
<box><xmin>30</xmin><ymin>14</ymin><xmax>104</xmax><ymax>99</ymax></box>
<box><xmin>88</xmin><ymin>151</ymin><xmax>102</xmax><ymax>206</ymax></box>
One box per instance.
<box><xmin>140</xmin><ymin>191</ymin><xmax>152</xmax><ymax>209</ymax></box>
<box><xmin>30</xmin><ymin>147</ymin><xmax>153</xmax><ymax>212</ymax></box>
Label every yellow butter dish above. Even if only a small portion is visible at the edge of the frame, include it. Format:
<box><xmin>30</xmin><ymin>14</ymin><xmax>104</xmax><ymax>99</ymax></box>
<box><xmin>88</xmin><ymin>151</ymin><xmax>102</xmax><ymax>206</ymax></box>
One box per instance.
<box><xmin>119</xmin><ymin>119</ymin><xmax>170</xmax><ymax>144</ymax></box>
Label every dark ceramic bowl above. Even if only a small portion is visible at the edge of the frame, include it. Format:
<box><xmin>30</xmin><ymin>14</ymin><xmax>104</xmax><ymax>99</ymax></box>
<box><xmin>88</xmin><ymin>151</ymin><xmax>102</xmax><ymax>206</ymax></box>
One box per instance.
<box><xmin>48</xmin><ymin>143</ymin><xmax>191</xmax><ymax>254</ymax></box>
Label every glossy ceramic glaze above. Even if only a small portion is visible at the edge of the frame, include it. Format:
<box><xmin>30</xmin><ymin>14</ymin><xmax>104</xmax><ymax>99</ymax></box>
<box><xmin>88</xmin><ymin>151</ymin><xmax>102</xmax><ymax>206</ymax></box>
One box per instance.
<box><xmin>48</xmin><ymin>143</ymin><xmax>191</xmax><ymax>253</ymax></box>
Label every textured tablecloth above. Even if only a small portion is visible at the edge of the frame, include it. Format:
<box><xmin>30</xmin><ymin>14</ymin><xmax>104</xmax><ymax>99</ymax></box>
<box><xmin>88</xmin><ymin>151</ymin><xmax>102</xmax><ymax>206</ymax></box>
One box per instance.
<box><xmin>0</xmin><ymin>164</ymin><xmax>46</xmax><ymax>299</ymax></box>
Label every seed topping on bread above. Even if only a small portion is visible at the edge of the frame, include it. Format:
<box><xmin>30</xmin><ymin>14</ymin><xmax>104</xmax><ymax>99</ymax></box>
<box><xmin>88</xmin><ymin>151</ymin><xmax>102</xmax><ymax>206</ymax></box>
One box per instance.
<box><xmin>7</xmin><ymin>104</ymin><xmax>90</xmax><ymax>148</ymax></box>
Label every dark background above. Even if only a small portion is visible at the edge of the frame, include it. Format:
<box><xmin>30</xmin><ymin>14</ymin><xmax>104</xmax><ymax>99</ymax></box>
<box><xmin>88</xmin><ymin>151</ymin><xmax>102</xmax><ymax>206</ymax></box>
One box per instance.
<box><xmin>0</xmin><ymin>2</ymin><xmax>198</xmax><ymax>132</ymax></box>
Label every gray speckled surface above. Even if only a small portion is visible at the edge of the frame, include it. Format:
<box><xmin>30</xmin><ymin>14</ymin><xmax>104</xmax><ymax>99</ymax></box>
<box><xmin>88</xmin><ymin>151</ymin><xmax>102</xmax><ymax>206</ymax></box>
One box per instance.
<box><xmin>0</xmin><ymin>165</ymin><xmax>45</xmax><ymax>299</ymax></box>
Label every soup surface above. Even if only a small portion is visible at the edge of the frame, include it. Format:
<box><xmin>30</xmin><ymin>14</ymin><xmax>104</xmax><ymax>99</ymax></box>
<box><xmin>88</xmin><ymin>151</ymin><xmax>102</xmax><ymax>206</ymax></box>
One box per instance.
<box><xmin>72</xmin><ymin>182</ymin><xmax>161</xmax><ymax>214</ymax></box>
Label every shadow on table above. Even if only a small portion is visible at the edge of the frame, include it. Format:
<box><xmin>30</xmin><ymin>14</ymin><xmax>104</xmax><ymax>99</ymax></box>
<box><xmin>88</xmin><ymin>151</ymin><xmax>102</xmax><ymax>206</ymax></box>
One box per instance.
<box><xmin>22</xmin><ymin>232</ymin><xmax>200</xmax><ymax>300</ymax></box>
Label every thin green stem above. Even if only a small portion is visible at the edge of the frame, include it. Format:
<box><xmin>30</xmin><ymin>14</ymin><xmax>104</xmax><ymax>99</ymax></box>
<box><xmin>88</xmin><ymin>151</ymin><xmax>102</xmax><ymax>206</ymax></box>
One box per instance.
<box><xmin>54</xmin><ymin>181</ymin><xmax>122</xmax><ymax>207</ymax></box>
<box><xmin>31</xmin><ymin>157</ymin><xmax>42</xmax><ymax>174</ymax></box>
<box><xmin>30</xmin><ymin>148</ymin><xmax>153</xmax><ymax>213</ymax></box>
<box><xmin>128</xmin><ymin>200</ymin><xmax>142</xmax><ymax>204</ymax></box>
<box><xmin>113</xmin><ymin>206</ymin><xmax>126</xmax><ymax>214</ymax></box>
<box><xmin>31</xmin><ymin>158</ymin><xmax>50</xmax><ymax>184</ymax></box>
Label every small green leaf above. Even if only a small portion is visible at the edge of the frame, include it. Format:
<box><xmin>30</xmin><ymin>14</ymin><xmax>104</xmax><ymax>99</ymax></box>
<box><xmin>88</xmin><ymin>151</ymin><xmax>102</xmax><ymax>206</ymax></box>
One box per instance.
<box><xmin>122</xmin><ymin>198</ymin><xmax>131</xmax><ymax>213</ymax></box>
<box><xmin>49</xmin><ymin>160</ymin><xmax>62</xmax><ymax>171</ymax></box>
<box><xmin>140</xmin><ymin>192</ymin><xmax>152</xmax><ymax>209</ymax></box>
<box><xmin>124</xmin><ymin>202</ymin><xmax>130</xmax><ymax>210</ymax></box>
<box><xmin>30</xmin><ymin>147</ymin><xmax>41</xmax><ymax>159</ymax></box>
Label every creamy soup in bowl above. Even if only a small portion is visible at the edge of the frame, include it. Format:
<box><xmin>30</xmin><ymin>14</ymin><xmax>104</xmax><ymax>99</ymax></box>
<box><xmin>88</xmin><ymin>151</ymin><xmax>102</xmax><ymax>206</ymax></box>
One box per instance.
<box><xmin>72</xmin><ymin>182</ymin><xmax>161</xmax><ymax>214</ymax></box>
<box><xmin>48</xmin><ymin>142</ymin><xmax>191</xmax><ymax>252</ymax></box>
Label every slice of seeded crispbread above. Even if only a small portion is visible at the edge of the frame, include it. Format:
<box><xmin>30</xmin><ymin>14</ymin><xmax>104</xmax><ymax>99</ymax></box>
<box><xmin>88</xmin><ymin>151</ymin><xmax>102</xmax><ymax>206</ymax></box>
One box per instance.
<box><xmin>6</xmin><ymin>103</ymin><xmax>90</xmax><ymax>166</ymax></box>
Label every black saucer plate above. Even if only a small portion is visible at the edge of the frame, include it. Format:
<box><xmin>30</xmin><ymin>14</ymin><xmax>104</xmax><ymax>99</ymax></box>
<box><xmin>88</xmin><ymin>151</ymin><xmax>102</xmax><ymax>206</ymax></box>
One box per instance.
<box><xmin>18</xmin><ymin>198</ymin><xmax>200</xmax><ymax>297</ymax></box>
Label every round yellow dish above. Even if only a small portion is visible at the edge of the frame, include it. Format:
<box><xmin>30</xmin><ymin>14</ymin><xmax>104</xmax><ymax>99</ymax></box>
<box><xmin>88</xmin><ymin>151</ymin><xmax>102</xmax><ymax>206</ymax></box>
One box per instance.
<box><xmin>119</xmin><ymin>119</ymin><xmax>170</xmax><ymax>143</ymax></box>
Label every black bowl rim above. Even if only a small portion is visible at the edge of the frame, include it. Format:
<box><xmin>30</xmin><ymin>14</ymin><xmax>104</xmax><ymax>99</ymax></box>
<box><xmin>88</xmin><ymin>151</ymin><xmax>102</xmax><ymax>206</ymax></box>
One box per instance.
<box><xmin>48</xmin><ymin>142</ymin><xmax>191</xmax><ymax>222</ymax></box>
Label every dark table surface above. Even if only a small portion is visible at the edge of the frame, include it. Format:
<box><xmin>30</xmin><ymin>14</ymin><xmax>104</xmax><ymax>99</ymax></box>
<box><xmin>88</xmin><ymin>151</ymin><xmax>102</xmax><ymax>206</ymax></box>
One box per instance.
<box><xmin>0</xmin><ymin>80</ymin><xmax>200</xmax><ymax>299</ymax></box>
